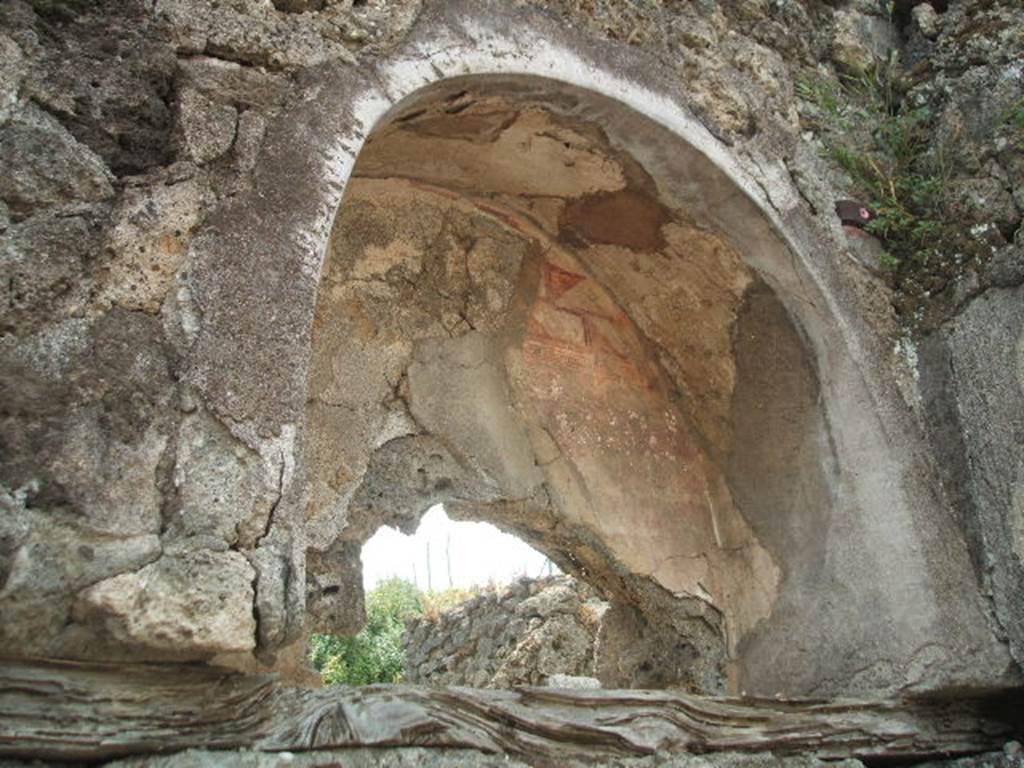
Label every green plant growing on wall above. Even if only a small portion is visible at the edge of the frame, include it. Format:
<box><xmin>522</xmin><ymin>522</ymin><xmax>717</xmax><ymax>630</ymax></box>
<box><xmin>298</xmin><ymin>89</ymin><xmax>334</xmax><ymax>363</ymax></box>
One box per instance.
<box><xmin>1000</xmin><ymin>95</ymin><xmax>1024</xmax><ymax>149</ymax></box>
<box><xmin>830</xmin><ymin>103</ymin><xmax>951</xmax><ymax>267</ymax></box>
<box><xmin>797</xmin><ymin>64</ymin><xmax>983</xmax><ymax>326</ymax></box>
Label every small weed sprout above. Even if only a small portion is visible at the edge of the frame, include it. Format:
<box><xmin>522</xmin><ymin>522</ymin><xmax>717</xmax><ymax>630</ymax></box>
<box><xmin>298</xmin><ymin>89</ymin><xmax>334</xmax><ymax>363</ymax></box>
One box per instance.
<box><xmin>999</xmin><ymin>95</ymin><xmax>1024</xmax><ymax>149</ymax></box>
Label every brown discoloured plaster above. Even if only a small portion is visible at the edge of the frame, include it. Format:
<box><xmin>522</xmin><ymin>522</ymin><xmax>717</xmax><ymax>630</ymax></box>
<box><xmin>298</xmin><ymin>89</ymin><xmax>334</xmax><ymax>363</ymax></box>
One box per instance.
<box><xmin>404</xmin><ymin>106</ymin><xmax>519</xmax><ymax>144</ymax></box>
<box><xmin>357</xmin><ymin>104</ymin><xmax>626</xmax><ymax>199</ymax></box>
<box><xmin>560</xmin><ymin>187</ymin><xmax>670</xmax><ymax>252</ymax></box>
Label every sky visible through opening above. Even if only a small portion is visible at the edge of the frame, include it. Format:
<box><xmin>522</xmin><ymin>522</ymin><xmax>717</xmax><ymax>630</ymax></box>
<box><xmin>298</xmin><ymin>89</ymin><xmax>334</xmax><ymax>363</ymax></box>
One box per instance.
<box><xmin>361</xmin><ymin>505</ymin><xmax>557</xmax><ymax>591</ymax></box>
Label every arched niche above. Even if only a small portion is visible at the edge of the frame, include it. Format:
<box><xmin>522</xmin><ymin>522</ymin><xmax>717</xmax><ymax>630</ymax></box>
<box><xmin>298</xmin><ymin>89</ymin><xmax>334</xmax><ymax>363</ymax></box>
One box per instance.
<box><xmin>303</xmin><ymin>76</ymin><xmax>826</xmax><ymax>694</ymax></box>
<box><xmin>185</xmin><ymin>2</ymin><xmax>1012</xmax><ymax>696</ymax></box>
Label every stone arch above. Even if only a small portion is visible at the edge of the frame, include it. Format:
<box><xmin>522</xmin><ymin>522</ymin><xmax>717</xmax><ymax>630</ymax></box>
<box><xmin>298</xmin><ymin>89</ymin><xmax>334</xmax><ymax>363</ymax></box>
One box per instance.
<box><xmin>183</xmin><ymin>3</ymin><xmax>1011</xmax><ymax>697</ymax></box>
<box><xmin>302</xmin><ymin>76</ymin><xmax>818</xmax><ymax>695</ymax></box>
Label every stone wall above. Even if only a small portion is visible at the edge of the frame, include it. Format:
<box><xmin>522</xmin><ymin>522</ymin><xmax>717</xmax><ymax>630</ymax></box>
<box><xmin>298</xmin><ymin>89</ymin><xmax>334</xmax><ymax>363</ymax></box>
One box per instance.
<box><xmin>404</xmin><ymin>577</ymin><xmax>607</xmax><ymax>689</ymax></box>
<box><xmin>0</xmin><ymin>0</ymin><xmax>1021</xmax><ymax>704</ymax></box>
<box><xmin>0</xmin><ymin>0</ymin><xmax>422</xmax><ymax>665</ymax></box>
<box><xmin>404</xmin><ymin>575</ymin><xmax>737</xmax><ymax>692</ymax></box>
<box><xmin>900</xmin><ymin>1</ymin><xmax>1024</xmax><ymax>673</ymax></box>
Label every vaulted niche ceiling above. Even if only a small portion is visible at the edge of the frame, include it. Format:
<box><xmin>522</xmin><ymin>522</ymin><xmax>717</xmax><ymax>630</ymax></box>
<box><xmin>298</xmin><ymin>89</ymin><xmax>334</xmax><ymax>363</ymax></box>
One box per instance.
<box><xmin>305</xmin><ymin>77</ymin><xmax>834</xmax><ymax>694</ymax></box>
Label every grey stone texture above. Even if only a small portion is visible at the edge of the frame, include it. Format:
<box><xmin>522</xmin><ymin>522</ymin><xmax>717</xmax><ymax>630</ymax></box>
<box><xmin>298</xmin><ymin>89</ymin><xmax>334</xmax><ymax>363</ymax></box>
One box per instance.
<box><xmin>176</xmin><ymin>88</ymin><xmax>237</xmax><ymax>165</ymax></box>
<box><xmin>0</xmin><ymin>103</ymin><xmax>114</xmax><ymax>215</ymax></box>
<box><xmin>59</xmin><ymin>748</ymin><xmax>898</xmax><ymax>768</ymax></box>
<box><xmin>73</xmin><ymin>550</ymin><xmax>257</xmax><ymax>657</ymax></box>
<box><xmin>919</xmin><ymin>282</ymin><xmax>1024</xmax><ymax>669</ymax></box>
<box><xmin>0</xmin><ymin>0</ymin><xmax>1020</xmax><ymax>724</ymax></box>
<box><xmin>404</xmin><ymin>576</ymin><xmax>608</xmax><ymax>688</ymax></box>
<box><xmin>0</xmin><ymin>748</ymin><xmax>882</xmax><ymax>768</ymax></box>
<box><xmin>7</xmin><ymin>746</ymin><xmax>1020</xmax><ymax>768</ymax></box>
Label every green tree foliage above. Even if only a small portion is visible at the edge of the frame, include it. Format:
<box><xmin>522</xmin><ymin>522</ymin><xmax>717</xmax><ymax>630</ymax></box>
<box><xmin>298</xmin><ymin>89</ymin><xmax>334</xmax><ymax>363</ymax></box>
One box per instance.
<box><xmin>308</xmin><ymin>579</ymin><xmax>501</xmax><ymax>686</ymax></box>
<box><xmin>308</xmin><ymin>577</ymin><xmax>423</xmax><ymax>686</ymax></box>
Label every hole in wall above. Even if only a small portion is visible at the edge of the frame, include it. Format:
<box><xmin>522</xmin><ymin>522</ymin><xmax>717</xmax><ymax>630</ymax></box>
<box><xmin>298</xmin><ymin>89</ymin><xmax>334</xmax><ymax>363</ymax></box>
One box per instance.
<box><xmin>361</xmin><ymin>505</ymin><xmax>557</xmax><ymax>592</ymax></box>
<box><xmin>309</xmin><ymin>505</ymin><xmax>572</xmax><ymax>687</ymax></box>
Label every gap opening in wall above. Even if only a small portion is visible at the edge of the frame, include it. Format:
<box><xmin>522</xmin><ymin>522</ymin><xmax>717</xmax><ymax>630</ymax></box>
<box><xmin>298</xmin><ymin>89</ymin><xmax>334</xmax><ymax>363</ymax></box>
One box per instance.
<box><xmin>361</xmin><ymin>505</ymin><xmax>558</xmax><ymax>592</ymax></box>
<box><xmin>308</xmin><ymin>504</ymin><xmax>589</xmax><ymax>688</ymax></box>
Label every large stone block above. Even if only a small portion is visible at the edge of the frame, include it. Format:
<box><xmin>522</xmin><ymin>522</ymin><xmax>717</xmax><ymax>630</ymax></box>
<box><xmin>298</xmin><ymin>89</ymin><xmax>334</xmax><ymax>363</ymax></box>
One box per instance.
<box><xmin>176</xmin><ymin>88</ymin><xmax>237</xmax><ymax>165</ymax></box>
<box><xmin>74</xmin><ymin>551</ymin><xmax>257</xmax><ymax>657</ymax></box>
<box><xmin>98</xmin><ymin>176</ymin><xmax>208</xmax><ymax>313</ymax></box>
<box><xmin>0</xmin><ymin>104</ymin><xmax>113</xmax><ymax>215</ymax></box>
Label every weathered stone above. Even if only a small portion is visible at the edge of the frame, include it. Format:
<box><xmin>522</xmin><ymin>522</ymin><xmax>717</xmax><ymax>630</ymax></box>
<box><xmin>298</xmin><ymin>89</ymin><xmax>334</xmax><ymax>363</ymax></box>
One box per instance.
<box><xmin>932</xmin><ymin>66</ymin><xmax>1024</xmax><ymax>179</ymax></box>
<box><xmin>546</xmin><ymin>674</ymin><xmax>601</xmax><ymax>689</ymax></box>
<box><xmin>0</xmin><ymin>210</ymin><xmax>103</xmax><ymax>333</ymax></box>
<box><xmin>0</xmin><ymin>103</ymin><xmax>113</xmax><ymax>215</ymax></box>
<box><xmin>166</xmin><ymin>411</ymin><xmax>277</xmax><ymax>549</ymax></box>
<box><xmin>984</xmin><ymin>244</ymin><xmax>1024</xmax><ymax>289</ymax></box>
<box><xmin>2</xmin><ymin>309</ymin><xmax>176</xmax><ymax>542</ymax></box>
<box><xmin>233</xmin><ymin>109</ymin><xmax>268</xmax><ymax>180</ymax></box>
<box><xmin>74</xmin><ymin>550</ymin><xmax>257</xmax><ymax>657</ymax></box>
<box><xmin>0</xmin><ymin>493</ymin><xmax>162</xmax><ymax>657</ymax></box>
<box><xmin>249</xmin><ymin>540</ymin><xmax>302</xmax><ymax>652</ymax></box>
<box><xmin>176</xmin><ymin>56</ymin><xmax>287</xmax><ymax>111</ymax></box>
<box><xmin>912</xmin><ymin>3</ymin><xmax>941</xmax><ymax>41</ymax></box>
<box><xmin>0</xmin><ymin>33</ymin><xmax>23</xmax><ymax>125</ymax></box>
<box><xmin>831</xmin><ymin>9</ymin><xmax>898</xmax><ymax>75</ymax></box>
<box><xmin>843</xmin><ymin>229</ymin><xmax>889</xmax><ymax>275</ymax></box>
<box><xmin>595</xmin><ymin>601</ymin><xmax>708</xmax><ymax>691</ymax></box>
<box><xmin>306</xmin><ymin>538</ymin><xmax>364</xmax><ymax>635</ymax></box>
<box><xmin>347</xmin><ymin>435</ymin><xmax>491</xmax><ymax>542</ymax></box>
<box><xmin>51</xmin><ymin>408</ymin><xmax>168</xmax><ymax>538</ymax></box>
<box><xmin>407</xmin><ymin>332</ymin><xmax>543</xmax><ymax>499</ymax></box>
<box><xmin>515</xmin><ymin>582</ymin><xmax>579</xmax><ymax>619</ymax></box>
<box><xmin>951</xmin><ymin>177</ymin><xmax>1021</xmax><ymax>236</ymax></box>
<box><xmin>93</xmin><ymin>750</ymin><xmax>869</xmax><ymax>768</ymax></box>
<box><xmin>0</xmin><ymin>658</ymin><xmax>1015</xmax><ymax>764</ymax></box>
<box><xmin>177</xmin><ymin>88</ymin><xmax>237</xmax><ymax>165</ymax></box>
<box><xmin>15</xmin><ymin>2</ymin><xmax>176</xmax><ymax>175</ymax></box>
<box><xmin>98</xmin><ymin>176</ymin><xmax>207</xmax><ymax>313</ymax></box>
<box><xmin>405</xmin><ymin>577</ymin><xmax>604</xmax><ymax>689</ymax></box>
<box><xmin>915</xmin><ymin>749</ymin><xmax>1024</xmax><ymax>768</ymax></box>
<box><xmin>155</xmin><ymin>0</ymin><xmax>384</xmax><ymax>70</ymax></box>
<box><xmin>106</xmin><ymin>746</ymin><xmax>542</xmax><ymax>767</ymax></box>
<box><xmin>272</xmin><ymin>0</ymin><xmax>325</xmax><ymax>12</ymax></box>
<box><xmin>0</xmin><ymin>0</ymin><xmax>1021</xmax><ymax>738</ymax></box>
<box><xmin>919</xmin><ymin>284</ymin><xmax>1024</xmax><ymax>668</ymax></box>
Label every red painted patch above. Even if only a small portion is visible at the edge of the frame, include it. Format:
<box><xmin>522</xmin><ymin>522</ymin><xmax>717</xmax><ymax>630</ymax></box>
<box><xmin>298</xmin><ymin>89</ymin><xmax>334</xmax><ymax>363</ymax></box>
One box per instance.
<box><xmin>522</xmin><ymin>338</ymin><xmax>592</xmax><ymax>372</ymax></box>
<box><xmin>544</xmin><ymin>263</ymin><xmax>587</xmax><ymax>300</ymax></box>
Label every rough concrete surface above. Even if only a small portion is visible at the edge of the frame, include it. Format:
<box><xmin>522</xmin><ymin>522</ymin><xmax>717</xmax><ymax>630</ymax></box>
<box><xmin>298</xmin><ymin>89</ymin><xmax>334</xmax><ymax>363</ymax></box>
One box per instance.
<box><xmin>919</xmin><ymin>283</ymin><xmax>1024</xmax><ymax>668</ymax></box>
